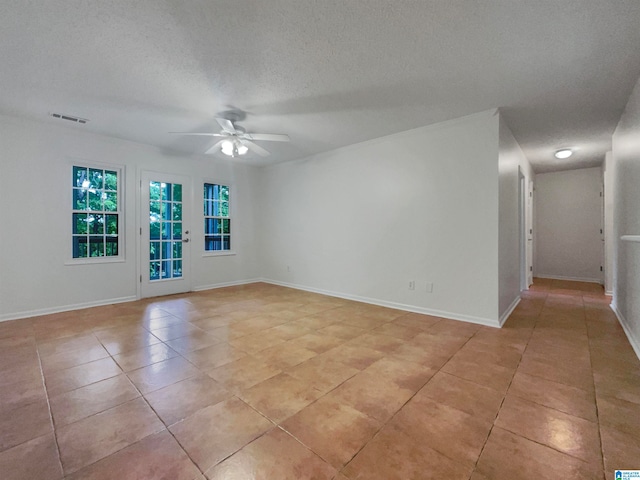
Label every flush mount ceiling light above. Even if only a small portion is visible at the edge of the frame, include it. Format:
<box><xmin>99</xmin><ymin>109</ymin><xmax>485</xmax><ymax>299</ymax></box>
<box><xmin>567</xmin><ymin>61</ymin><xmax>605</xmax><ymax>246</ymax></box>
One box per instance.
<box><xmin>555</xmin><ymin>149</ymin><xmax>573</xmax><ymax>159</ymax></box>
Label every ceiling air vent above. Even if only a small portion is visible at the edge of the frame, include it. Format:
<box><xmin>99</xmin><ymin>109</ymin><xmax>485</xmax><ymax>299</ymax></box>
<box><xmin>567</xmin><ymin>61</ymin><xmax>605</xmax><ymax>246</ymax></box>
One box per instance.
<box><xmin>49</xmin><ymin>112</ymin><xmax>89</xmax><ymax>124</ymax></box>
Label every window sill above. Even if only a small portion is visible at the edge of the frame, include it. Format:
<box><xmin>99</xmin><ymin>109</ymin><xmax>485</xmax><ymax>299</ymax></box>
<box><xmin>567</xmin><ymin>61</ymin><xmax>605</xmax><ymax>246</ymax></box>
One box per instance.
<box><xmin>203</xmin><ymin>251</ymin><xmax>236</xmax><ymax>257</ymax></box>
<box><xmin>65</xmin><ymin>257</ymin><xmax>126</xmax><ymax>266</ymax></box>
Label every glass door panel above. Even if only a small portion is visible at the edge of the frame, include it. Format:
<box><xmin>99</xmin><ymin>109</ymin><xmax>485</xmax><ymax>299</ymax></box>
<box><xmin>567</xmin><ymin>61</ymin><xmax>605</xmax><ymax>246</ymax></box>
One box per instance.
<box><xmin>141</xmin><ymin>172</ymin><xmax>190</xmax><ymax>298</ymax></box>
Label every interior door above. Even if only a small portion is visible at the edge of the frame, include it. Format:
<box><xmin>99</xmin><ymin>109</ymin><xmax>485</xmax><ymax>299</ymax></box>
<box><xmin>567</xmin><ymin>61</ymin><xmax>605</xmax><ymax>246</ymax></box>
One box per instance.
<box><xmin>140</xmin><ymin>172</ymin><xmax>191</xmax><ymax>298</ymax></box>
<box><xmin>527</xmin><ymin>180</ymin><xmax>534</xmax><ymax>286</ymax></box>
<box><xmin>519</xmin><ymin>169</ymin><xmax>527</xmax><ymax>291</ymax></box>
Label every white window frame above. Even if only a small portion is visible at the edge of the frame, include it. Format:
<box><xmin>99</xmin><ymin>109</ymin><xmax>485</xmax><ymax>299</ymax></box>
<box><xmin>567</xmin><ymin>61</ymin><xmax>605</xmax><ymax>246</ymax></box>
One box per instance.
<box><xmin>67</xmin><ymin>161</ymin><xmax>125</xmax><ymax>265</ymax></box>
<box><xmin>202</xmin><ymin>180</ymin><xmax>236</xmax><ymax>257</ymax></box>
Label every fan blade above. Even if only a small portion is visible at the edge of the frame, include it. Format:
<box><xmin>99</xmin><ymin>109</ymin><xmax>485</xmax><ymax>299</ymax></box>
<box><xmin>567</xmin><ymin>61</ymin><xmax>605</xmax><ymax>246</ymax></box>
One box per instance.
<box><xmin>239</xmin><ymin>139</ymin><xmax>270</xmax><ymax>157</ymax></box>
<box><xmin>243</xmin><ymin>133</ymin><xmax>290</xmax><ymax>142</ymax></box>
<box><xmin>216</xmin><ymin>118</ymin><xmax>237</xmax><ymax>134</ymax></box>
<box><xmin>169</xmin><ymin>132</ymin><xmax>227</xmax><ymax>137</ymax></box>
<box><xmin>204</xmin><ymin>140</ymin><xmax>226</xmax><ymax>155</ymax></box>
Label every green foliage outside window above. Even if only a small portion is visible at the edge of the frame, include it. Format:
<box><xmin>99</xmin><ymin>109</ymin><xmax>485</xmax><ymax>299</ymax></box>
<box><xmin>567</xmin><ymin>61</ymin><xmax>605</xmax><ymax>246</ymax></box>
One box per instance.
<box><xmin>72</xmin><ymin>166</ymin><xmax>119</xmax><ymax>258</ymax></box>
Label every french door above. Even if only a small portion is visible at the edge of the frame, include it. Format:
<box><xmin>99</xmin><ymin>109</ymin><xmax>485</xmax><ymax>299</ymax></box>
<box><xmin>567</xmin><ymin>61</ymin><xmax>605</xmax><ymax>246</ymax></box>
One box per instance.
<box><xmin>140</xmin><ymin>172</ymin><xmax>191</xmax><ymax>298</ymax></box>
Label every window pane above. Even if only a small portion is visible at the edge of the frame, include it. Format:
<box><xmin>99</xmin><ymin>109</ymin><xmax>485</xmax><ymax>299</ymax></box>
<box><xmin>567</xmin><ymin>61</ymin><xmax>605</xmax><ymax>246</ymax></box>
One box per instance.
<box><xmin>173</xmin><ymin>242</ymin><xmax>182</xmax><ymax>259</ymax></box>
<box><xmin>161</xmin><ymin>260</ymin><xmax>171</xmax><ymax>279</ymax></box>
<box><xmin>204</xmin><ymin>218</ymin><xmax>213</xmax><ymax>235</ymax></box>
<box><xmin>89</xmin><ymin>169</ymin><xmax>103</xmax><ymax>189</ymax></box>
<box><xmin>218</xmin><ymin>201</ymin><xmax>229</xmax><ymax>217</ymax></box>
<box><xmin>162</xmin><ymin>241</ymin><xmax>171</xmax><ymax>260</ymax></box>
<box><xmin>104</xmin><ymin>171</ymin><xmax>117</xmax><ymax>191</ymax></box>
<box><xmin>223</xmin><ymin>235</ymin><xmax>231</xmax><ymax>250</ymax></box>
<box><xmin>161</xmin><ymin>202</ymin><xmax>171</xmax><ymax>221</ymax></box>
<box><xmin>162</xmin><ymin>222</ymin><xmax>170</xmax><ymax>240</ymax></box>
<box><xmin>204</xmin><ymin>184</ymin><xmax>213</xmax><ymax>201</ymax></box>
<box><xmin>172</xmin><ymin>203</ymin><xmax>182</xmax><ymax>221</ymax></box>
<box><xmin>161</xmin><ymin>183</ymin><xmax>171</xmax><ymax>201</ymax></box>
<box><xmin>105</xmin><ymin>214</ymin><xmax>118</xmax><ymax>235</ymax></box>
<box><xmin>73</xmin><ymin>188</ymin><xmax>88</xmax><ymax>210</ymax></box>
<box><xmin>208</xmin><ymin>235</ymin><xmax>222</xmax><ymax>251</ymax></box>
<box><xmin>74</xmin><ymin>166</ymin><xmax>88</xmax><ymax>187</ymax></box>
<box><xmin>150</xmin><ymin>242</ymin><xmax>160</xmax><ymax>260</ymax></box>
<box><xmin>73</xmin><ymin>236</ymin><xmax>88</xmax><ymax>258</ymax></box>
<box><xmin>150</xmin><ymin>182</ymin><xmax>161</xmax><ymax>201</ymax></box>
<box><xmin>150</xmin><ymin>219</ymin><xmax>160</xmax><ymax>240</ymax></box>
<box><xmin>220</xmin><ymin>185</ymin><xmax>229</xmax><ymax>201</ymax></box>
<box><xmin>89</xmin><ymin>190</ymin><xmax>103</xmax><ymax>210</ymax></box>
<box><xmin>204</xmin><ymin>200</ymin><xmax>213</xmax><ymax>216</ymax></box>
<box><xmin>105</xmin><ymin>237</ymin><xmax>118</xmax><ymax>256</ymax></box>
<box><xmin>150</xmin><ymin>261</ymin><xmax>160</xmax><ymax>281</ymax></box>
<box><xmin>89</xmin><ymin>236</ymin><xmax>104</xmax><ymax>257</ymax></box>
<box><xmin>150</xmin><ymin>201</ymin><xmax>160</xmax><ymax>217</ymax></box>
<box><xmin>222</xmin><ymin>219</ymin><xmax>230</xmax><ymax>234</ymax></box>
<box><xmin>73</xmin><ymin>214</ymin><xmax>88</xmax><ymax>234</ymax></box>
<box><xmin>173</xmin><ymin>260</ymin><xmax>182</xmax><ymax>278</ymax></box>
<box><xmin>172</xmin><ymin>222</ymin><xmax>182</xmax><ymax>240</ymax></box>
<box><xmin>104</xmin><ymin>191</ymin><xmax>117</xmax><ymax>211</ymax></box>
<box><xmin>88</xmin><ymin>215</ymin><xmax>104</xmax><ymax>234</ymax></box>
<box><xmin>173</xmin><ymin>184</ymin><xmax>182</xmax><ymax>202</ymax></box>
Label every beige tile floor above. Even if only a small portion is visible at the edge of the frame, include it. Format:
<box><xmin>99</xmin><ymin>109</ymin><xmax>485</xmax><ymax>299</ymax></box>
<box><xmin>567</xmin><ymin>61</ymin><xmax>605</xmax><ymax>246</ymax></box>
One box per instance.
<box><xmin>0</xmin><ymin>278</ymin><xmax>639</xmax><ymax>479</ymax></box>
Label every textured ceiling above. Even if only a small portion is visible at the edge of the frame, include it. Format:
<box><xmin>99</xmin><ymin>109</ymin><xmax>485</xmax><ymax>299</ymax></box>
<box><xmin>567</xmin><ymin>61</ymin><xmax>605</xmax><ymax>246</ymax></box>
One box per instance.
<box><xmin>1</xmin><ymin>1</ymin><xmax>640</xmax><ymax>171</ymax></box>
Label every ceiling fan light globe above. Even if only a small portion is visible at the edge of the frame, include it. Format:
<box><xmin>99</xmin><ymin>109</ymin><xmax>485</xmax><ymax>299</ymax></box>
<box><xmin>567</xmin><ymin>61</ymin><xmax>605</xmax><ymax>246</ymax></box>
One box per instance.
<box><xmin>221</xmin><ymin>140</ymin><xmax>234</xmax><ymax>156</ymax></box>
<box><xmin>237</xmin><ymin>144</ymin><xmax>249</xmax><ymax>155</ymax></box>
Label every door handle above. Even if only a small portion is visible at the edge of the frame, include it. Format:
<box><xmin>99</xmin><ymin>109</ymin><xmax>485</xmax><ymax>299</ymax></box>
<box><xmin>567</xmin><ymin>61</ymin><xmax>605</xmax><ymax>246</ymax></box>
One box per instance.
<box><xmin>183</xmin><ymin>238</ymin><xmax>189</xmax><ymax>243</ymax></box>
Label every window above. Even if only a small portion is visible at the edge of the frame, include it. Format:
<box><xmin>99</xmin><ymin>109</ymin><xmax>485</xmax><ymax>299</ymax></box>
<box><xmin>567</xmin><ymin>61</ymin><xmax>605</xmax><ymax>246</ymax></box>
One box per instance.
<box><xmin>72</xmin><ymin>165</ymin><xmax>121</xmax><ymax>259</ymax></box>
<box><xmin>204</xmin><ymin>183</ymin><xmax>231</xmax><ymax>252</ymax></box>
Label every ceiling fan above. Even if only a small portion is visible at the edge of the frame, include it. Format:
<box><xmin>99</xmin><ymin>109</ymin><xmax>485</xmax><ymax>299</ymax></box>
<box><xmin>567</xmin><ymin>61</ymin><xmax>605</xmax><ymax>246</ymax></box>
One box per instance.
<box><xmin>171</xmin><ymin>118</ymin><xmax>289</xmax><ymax>157</ymax></box>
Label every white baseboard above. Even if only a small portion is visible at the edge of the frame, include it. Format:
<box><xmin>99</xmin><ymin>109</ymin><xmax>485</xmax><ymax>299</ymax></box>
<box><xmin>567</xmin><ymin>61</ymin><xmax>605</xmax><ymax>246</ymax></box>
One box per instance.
<box><xmin>1</xmin><ymin>278</ymin><xmax>505</xmax><ymax>331</ymax></box>
<box><xmin>1</xmin><ymin>278</ymin><xmax>262</xmax><ymax>323</ymax></box>
<box><xmin>536</xmin><ymin>274</ymin><xmax>602</xmax><ymax>284</ymax></box>
<box><xmin>261</xmin><ymin>278</ymin><xmax>501</xmax><ymax>328</ymax></box>
<box><xmin>499</xmin><ymin>296</ymin><xmax>521</xmax><ymax>327</ymax></box>
<box><xmin>610</xmin><ymin>302</ymin><xmax>640</xmax><ymax>362</ymax></box>
<box><xmin>0</xmin><ymin>296</ymin><xmax>138</xmax><ymax>323</ymax></box>
<box><xmin>605</xmin><ymin>289</ymin><xmax>614</xmax><ymax>296</ymax></box>
<box><xmin>192</xmin><ymin>278</ymin><xmax>262</xmax><ymax>292</ymax></box>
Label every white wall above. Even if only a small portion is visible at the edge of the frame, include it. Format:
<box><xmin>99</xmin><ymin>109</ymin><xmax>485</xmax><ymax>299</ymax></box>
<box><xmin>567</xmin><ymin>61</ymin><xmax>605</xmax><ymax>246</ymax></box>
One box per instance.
<box><xmin>534</xmin><ymin>167</ymin><xmax>603</xmax><ymax>283</ymax></box>
<box><xmin>611</xmin><ymin>75</ymin><xmax>640</xmax><ymax>358</ymax></box>
<box><xmin>0</xmin><ymin>115</ymin><xmax>261</xmax><ymax>320</ymax></box>
<box><xmin>498</xmin><ymin>117</ymin><xmax>534</xmax><ymax>322</ymax></box>
<box><xmin>258</xmin><ymin>111</ymin><xmax>502</xmax><ymax>325</ymax></box>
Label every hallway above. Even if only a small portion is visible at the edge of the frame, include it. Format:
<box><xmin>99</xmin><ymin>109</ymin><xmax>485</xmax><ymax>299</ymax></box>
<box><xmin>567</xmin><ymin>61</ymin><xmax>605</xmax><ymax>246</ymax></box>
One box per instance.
<box><xmin>0</xmin><ymin>279</ymin><xmax>638</xmax><ymax>479</ymax></box>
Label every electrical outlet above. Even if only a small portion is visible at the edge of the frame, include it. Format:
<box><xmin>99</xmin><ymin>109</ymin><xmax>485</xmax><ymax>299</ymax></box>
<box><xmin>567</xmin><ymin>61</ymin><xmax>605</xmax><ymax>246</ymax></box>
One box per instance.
<box><xmin>409</xmin><ymin>281</ymin><xmax>415</xmax><ymax>290</ymax></box>
<box><xmin>426</xmin><ymin>282</ymin><xmax>433</xmax><ymax>293</ymax></box>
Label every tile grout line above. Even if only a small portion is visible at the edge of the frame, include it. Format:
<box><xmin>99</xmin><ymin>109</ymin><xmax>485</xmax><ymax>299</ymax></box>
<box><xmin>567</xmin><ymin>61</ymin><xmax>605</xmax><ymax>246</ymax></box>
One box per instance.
<box><xmin>230</xmin><ymin>317</ymin><xmax>449</xmax><ymax>476</ymax></box>
<box><xmin>129</xmin><ymin>378</ymin><xmax>209</xmax><ymax>480</ymax></box>
<box><xmin>332</xmin><ymin>322</ymin><xmax>485</xmax><ymax>477</ymax></box>
<box><xmin>465</xmin><ymin>293</ymin><xmax>542</xmax><ymax>479</ymax></box>
<box><xmin>473</xmin><ymin>289</ymin><xmax>606</xmax><ymax>477</ymax></box>
<box><xmin>57</xmin><ymin>328</ymin><xmax>200</xmax><ymax>479</ymax></box>
<box><xmin>35</xmin><ymin>347</ymin><xmax>65</xmax><ymax>479</ymax></box>
<box><xmin>583</xmin><ymin>291</ymin><xmax>608</xmax><ymax>480</ymax></box>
